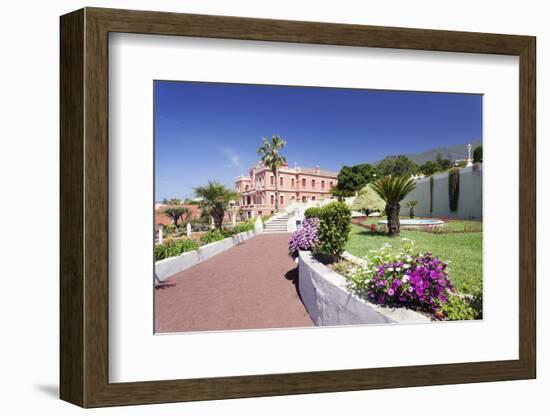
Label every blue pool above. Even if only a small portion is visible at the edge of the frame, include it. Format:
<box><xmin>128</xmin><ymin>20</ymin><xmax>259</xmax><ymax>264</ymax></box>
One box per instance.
<box><xmin>378</xmin><ymin>218</ymin><xmax>444</xmax><ymax>227</ymax></box>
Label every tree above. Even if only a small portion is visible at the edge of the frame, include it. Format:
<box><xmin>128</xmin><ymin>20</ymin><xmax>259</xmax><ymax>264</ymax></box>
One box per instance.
<box><xmin>420</xmin><ymin>160</ymin><xmax>438</xmax><ymax>176</ymax></box>
<box><xmin>351</xmin><ymin>185</ymin><xmax>385</xmax><ymax>215</ymax></box>
<box><xmin>436</xmin><ymin>153</ymin><xmax>452</xmax><ymax>170</ymax></box>
<box><xmin>377</xmin><ymin>155</ymin><xmax>418</xmax><ymax>177</ymax></box>
<box><xmin>161</xmin><ymin>197</ymin><xmax>182</xmax><ymax>205</ymax></box>
<box><xmin>473</xmin><ymin>145</ymin><xmax>483</xmax><ymax>163</ymax></box>
<box><xmin>371</xmin><ymin>175</ymin><xmax>416</xmax><ymax>237</ymax></box>
<box><xmin>193</xmin><ymin>181</ymin><xmax>239</xmax><ymax>230</ymax></box>
<box><xmin>336</xmin><ymin>163</ymin><xmax>378</xmax><ymax>193</ymax></box>
<box><xmin>162</xmin><ymin>207</ymin><xmax>190</xmax><ymax>231</ymax></box>
<box><xmin>258</xmin><ymin>135</ymin><xmax>287</xmax><ymax>212</ymax></box>
<box><xmin>331</xmin><ymin>187</ymin><xmax>355</xmax><ymax>201</ymax></box>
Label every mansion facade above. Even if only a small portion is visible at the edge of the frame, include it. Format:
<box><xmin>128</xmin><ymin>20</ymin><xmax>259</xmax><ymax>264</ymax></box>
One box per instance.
<box><xmin>235</xmin><ymin>162</ymin><xmax>338</xmax><ymax>218</ymax></box>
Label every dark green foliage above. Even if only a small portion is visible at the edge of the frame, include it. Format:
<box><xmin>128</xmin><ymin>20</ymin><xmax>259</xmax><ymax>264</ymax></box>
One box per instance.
<box><xmin>200</xmin><ymin>229</ymin><xmax>226</xmax><ymax>245</ymax></box>
<box><xmin>305</xmin><ymin>202</ymin><xmax>352</xmax><ymax>259</ymax></box>
<box><xmin>194</xmin><ymin>181</ymin><xmax>239</xmax><ymax>230</ymax></box>
<box><xmin>304</xmin><ymin>207</ymin><xmax>323</xmax><ymax>219</ymax></box>
<box><xmin>473</xmin><ymin>145</ymin><xmax>483</xmax><ymax>163</ymax></box>
<box><xmin>429</xmin><ymin>176</ymin><xmax>434</xmax><ymax>213</ymax></box>
<box><xmin>448</xmin><ymin>168</ymin><xmax>460</xmax><ymax>212</ymax></box>
<box><xmin>441</xmin><ymin>294</ymin><xmax>480</xmax><ymax>320</ymax></box>
<box><xmin>377</xmin><ymin>155</ymin><xmax>418</xmax><ymax>177</ymax></box>
<box><xmin>311</xmin><ymin>202</ymin><xmax>352</xmax><ymax>260</ymax></box>
<box><xmin>162</xmin><ymin>206</ymin><xmax>190</xmax><ymax>229</ymax></box>
<box><xmin>370</xmin><ymin>175</ymin><xmax>417</xmax><ymax>237</ymax></box>
<box><xmin>335</xmin><ymin>163</ymin><xmax>378</xmax><ymax>193</ymax></box>
<box><xmin>420</xmin><ymin>160</ymin><xmax>439</xmax><ymax>176</ymax></box>
<box><xmin>436</xmin><ymin>153</ymin><xmax>452</xmax><ymax>170</ymax></box>
<box><xmin>232</xmin><ymin>220</ymin><xmax>255</xmax><ymax>234</ymax></box>
<box><xmin>154</xmin><ymin>239</ymin><xmax>200</xmax><ymax>261</ymax></box>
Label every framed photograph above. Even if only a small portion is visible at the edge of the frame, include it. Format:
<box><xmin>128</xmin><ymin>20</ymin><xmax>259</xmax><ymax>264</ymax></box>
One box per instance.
<box><xmin>60</xmin><ymin>7</ymin><xmax>536</xmax><ymax>408</ymax></box>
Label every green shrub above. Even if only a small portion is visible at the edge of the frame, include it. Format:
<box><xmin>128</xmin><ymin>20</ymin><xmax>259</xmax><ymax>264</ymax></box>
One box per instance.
<box><xmin>441</xmin><ymin>294</ymin><xmax>479</xmax><ymax>320</ymax></box>
<box><xmin>154</xmin><ymin>238</ymin><xmax>200</xmax><ymax>261</ymax></box>
<box><xmin>164</xmin><ymin>223</ymin><xmax>176</xmax><ymax>233</ymax></box>
<box><xmin>200</xmin><ymin>229</ymin><xmax>226</xmax><ymax>245</ymax></box>
<box><xmin>221</xmin><ymin>228</ymin><xmax>236</xmax><ymax>238</ymax></box>
<box><xmin>304</xmin><ymin>207</ymin><xmax>323</xmax><ymax>219</ymax></box>
<box><xmin>313</xmin><ymin>202</ymin><xmax>352</xmax><ymax>260</ymax></box>
<box><xmin>233</xmin><ymin>221</ymin><xmax>255</xmax><ymax>234</ymax></box>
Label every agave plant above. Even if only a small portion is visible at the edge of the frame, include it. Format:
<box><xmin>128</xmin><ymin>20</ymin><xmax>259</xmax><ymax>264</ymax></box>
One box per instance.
<box><xmin>371</xmin><ymin>175</ymin><xmax>416</xmax><ymax>237</ymax></box>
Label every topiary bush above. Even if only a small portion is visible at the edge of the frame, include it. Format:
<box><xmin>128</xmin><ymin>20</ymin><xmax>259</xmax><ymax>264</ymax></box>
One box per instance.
<box><xmin>312</xmin><ymin>201</ymin><xmax>352</xmax><ymax>261</ymax></box>
<box><xmin>304</xmin><ymin>207</ymin><xmax>323</xmax><ymax>219</ymax></box>
<box><xmin>448</xmin><ymin>168</ymin><xmax>460</xmax><ymax>212</ymax></box>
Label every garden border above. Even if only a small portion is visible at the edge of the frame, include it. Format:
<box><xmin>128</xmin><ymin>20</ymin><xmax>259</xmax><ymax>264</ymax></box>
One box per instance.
<box><xmin>298</xmin><ymin>251</ymin><xmax>430</xmax><ymax>326</ymax></box>
<box><xmin>155</xmin><ymin>230</ymin><xmax>257</xmax><ymax>282</ymax></box>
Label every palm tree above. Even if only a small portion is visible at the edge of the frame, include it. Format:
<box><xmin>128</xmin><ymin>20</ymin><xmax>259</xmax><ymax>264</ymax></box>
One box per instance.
<box><xmin>162</xmin><ymin>207</ymin><xmax>190</xmax><ymax>231</ymax></box>
<box><xmin>193</xmin><ymin>181</ymin><xmax>239</xmax><ymax>230</ymax></box>
<box><xmin>371</xmin><ymin>175</ymin><xmax>416</xmax><ymax>237</ymax></box>
<box><xmin>258</xmin><ymin>135</ymin><xmax>287</xmax><ymax>213</ymax></box>
<box><xmin>405</xmin><ymin>199</ymin><xmax>418</xmax><ymax>218</ymax></box>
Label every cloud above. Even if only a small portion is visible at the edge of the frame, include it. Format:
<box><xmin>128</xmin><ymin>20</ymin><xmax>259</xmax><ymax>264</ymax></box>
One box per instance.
<box><xmin>220</xmin><ymin>147</ymin><xmax>243</xmax><ymax>169</ymax></box>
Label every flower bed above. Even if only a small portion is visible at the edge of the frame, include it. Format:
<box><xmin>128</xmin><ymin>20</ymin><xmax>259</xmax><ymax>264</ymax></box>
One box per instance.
<box><xmin>341</xmin><ymin>239</ymin><xmax>480</xmax><ymax>320</ymax></box>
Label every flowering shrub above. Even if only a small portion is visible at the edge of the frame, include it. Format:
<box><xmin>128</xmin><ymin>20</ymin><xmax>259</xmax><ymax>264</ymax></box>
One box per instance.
<box><xmin>288</xmin><ymin>218</ymin><xmax>320</xmax><ymax>258</ymax></box>
<box><xmin>347</xmin><ymin>239</ymin><xmax>456</xmax><ymax>313</ymax></box>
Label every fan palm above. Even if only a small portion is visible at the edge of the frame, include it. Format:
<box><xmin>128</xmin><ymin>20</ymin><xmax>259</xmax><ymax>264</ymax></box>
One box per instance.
<box><xmin>162</xmin><ymin>207</ymin><xmax>190</xmax><ymax>231</ymax></box>
<box><xmin>371</xmin><ymin>175</ymin><xmax>416</xmax><ymax>237</ymax></box>
<box><xmin>258</xmin><ymin>135</ymin><xmax>287</xmax><ymax>212</ymax></box>
<box><xmin>193</xmin><ymin>181</ymin><xmax>239</xmax><ymax>230</ymax></box>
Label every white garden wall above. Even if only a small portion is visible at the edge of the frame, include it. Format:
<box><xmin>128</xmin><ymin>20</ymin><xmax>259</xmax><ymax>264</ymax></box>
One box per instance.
<box><xmin>400</xmin><ymin>164</ymin><xmax>483</xmax><ymax>220</ymax></box>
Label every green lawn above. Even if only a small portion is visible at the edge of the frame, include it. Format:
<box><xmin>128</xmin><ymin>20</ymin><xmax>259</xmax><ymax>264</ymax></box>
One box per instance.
<box><xmin>346</xmin><ymin>222</ymin><xmax>482</xmax><ymax>295</ymax></box>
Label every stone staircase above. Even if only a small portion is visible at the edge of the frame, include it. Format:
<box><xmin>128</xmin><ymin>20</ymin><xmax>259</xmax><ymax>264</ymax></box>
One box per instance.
<box><xmin>262</xmin><ymin>213</ymin><xmax>289</xmax><ymax>233</ymax></box>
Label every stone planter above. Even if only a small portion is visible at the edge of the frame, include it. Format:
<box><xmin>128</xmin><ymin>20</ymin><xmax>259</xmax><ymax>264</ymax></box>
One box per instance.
<box><xmin>155</xmin><ymin>230</ymin><xmax>256</xmax><ymax>282</ymax></box>
<box><xmin>298</xmin><ymin>251</ymin><xmax>430</xmax><ymax>326</ymax></box>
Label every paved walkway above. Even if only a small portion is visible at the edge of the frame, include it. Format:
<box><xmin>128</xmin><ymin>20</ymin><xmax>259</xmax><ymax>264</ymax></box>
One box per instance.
<box><xmin>155</xmin><ymin>233</ymin><xmax>313</xmax><ymax>333</ymax></box>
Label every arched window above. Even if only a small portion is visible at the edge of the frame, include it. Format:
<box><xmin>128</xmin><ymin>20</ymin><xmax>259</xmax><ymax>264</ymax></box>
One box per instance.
<box><xmin>311</xmin><ymin>179</ymin><xmax>315</xmax><ymax>188</ymax></box>
<box><xmin>280</xmin><ymin>176</ymin><xmax>284</xmax><ymax>186</ymax></box>
<box><xmin>291</xmin><ymin>178</ymin><xmax>295</xmax><ymax>187</ymax></box>
<box><xmin>270</xmin><ymin>195</ymin><xmax>275</xmax><ymax>205</ymax></box>
<box><xmin>321</xmin><ymin>180</ymin><xmax>325</xmax><ymax>189</ymax></box>
<box><xmin>302</xmin><ymin>178</ymin><xmax>306</xmax><ymax>187</ymax></box>
<box><xmin>280</xmin><ymin>195</ymin><xmax>284</xmax><ymax>205</ymax></box>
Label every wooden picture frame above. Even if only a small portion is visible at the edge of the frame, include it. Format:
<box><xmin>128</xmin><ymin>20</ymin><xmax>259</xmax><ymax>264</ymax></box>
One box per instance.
<box><xmin>60</xmin><ymin>7</ymin><xmax>536</xmax><ymax>408</ymax></box>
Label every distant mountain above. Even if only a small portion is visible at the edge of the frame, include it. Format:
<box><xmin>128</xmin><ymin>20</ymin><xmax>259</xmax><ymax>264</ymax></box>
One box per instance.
<box><xmin>374</xmin><ymin>140</ymin><xmax>482</xmax><ymax>165</ymax></box>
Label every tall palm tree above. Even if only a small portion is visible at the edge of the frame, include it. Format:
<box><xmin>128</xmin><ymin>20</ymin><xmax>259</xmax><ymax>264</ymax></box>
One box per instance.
<box><xmin>370</xmin><ymin>175</ymin><xmax>416</xmax><ymax>237</ymax></box>
<box><xmin>162</xmin><ymin>206</ymin><xmax>190</xmax><ymax>231</ymax></box>
<box><xmin>258</xmin><ymin>135</ymin><xmax>287</xmax><ymax>213</ymax></box>
<box><xmin>193</xmin><ymin>181</ymin><xmax>239</xmax><ymax>230</ymax></box>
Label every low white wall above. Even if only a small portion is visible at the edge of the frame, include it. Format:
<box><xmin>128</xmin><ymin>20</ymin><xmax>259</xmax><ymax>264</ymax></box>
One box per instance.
<box><xmin>400</xmin><ymin>164</ymin><xmax>483</xmax><ymax>220</ymax></box>
<box><xmin>155</xmin><ymin>230</ymin><xmax>256</xmax><ymax>282</ymax></box>
<box><xmin>298</xmin><ymin>251</ymin><xmax>430</xmax><ymax>326</ymax></box>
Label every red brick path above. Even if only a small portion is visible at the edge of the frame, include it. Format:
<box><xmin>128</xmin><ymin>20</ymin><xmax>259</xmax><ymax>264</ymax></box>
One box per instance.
<box><xmin>155</xmin><ymin>233</ymin><xmax>313</xmax><ymax>333</ymax></box>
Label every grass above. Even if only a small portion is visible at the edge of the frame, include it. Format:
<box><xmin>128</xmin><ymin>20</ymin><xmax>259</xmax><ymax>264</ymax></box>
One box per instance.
<box><xmin>346</xmin><ymin>221</ymin><xmax>482</xmax><ymax>295</ymax></box>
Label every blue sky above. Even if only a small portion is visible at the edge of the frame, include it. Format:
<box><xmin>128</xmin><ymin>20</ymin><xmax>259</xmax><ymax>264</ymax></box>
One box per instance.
<box><xmin>155</xmin><ymin>81</ymin><xmax>482</xmax><ymax>201</ymax></box>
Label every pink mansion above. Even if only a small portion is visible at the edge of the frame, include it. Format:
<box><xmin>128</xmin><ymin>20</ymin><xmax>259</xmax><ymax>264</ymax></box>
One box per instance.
<box><xmin>235</xmin><ymin>162</ymin><xmax>338</xmax><ymax>218</ymax></box>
